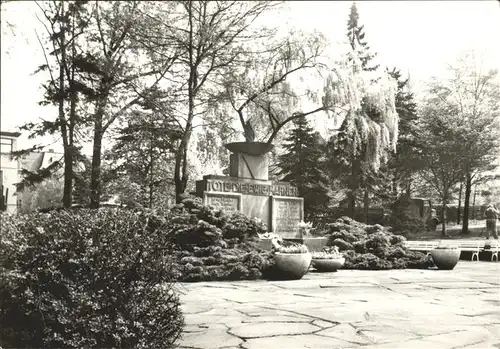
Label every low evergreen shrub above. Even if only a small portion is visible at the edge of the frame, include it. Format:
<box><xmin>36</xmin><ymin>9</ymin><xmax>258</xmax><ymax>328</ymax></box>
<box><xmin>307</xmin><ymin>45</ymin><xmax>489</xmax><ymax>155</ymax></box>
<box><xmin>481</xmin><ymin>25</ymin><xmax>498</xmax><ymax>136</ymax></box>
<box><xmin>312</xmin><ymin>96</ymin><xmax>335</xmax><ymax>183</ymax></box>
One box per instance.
<box><xmin>167</xmin><ymin>195</ymin><xmax>274</xmax><ymax>282</ymax></box>
<box><xmin>324</xmin><ymin>216</ymin><xmax>434</xmax><ymax>270</ymax></box>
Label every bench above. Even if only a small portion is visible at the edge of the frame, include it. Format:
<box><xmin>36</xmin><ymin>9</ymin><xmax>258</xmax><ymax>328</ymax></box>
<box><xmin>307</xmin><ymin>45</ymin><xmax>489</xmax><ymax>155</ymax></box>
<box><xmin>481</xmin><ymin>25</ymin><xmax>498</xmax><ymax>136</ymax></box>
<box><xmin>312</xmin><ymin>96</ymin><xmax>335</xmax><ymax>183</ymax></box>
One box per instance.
<box><xmin>404</xmin><ymin>241</ymin><xmax>439</xmax><ymax>255</ymax></box>
<box><xmin>438</xmin><ymin>240</ymin><xmax>482</xmax><ymax>261</ymax></box>
<box><xmin>404</xmin><ymin>240</ymin><xmax>490</xmax><ymax>261</ymax></box>
<box><xmin>484</xmin><ymin>240</ymin><xmax>499</xmax><ymax>262</ymax></box>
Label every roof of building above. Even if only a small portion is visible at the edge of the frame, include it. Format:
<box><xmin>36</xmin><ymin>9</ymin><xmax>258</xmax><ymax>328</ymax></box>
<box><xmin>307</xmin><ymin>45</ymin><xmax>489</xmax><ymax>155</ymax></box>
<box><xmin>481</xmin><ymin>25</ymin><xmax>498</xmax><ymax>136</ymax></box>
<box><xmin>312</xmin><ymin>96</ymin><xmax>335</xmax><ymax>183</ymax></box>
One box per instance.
<box><xmin>0</xmin><ymin>131</ymin><xmax>21</xmax><ymax>138</ymax></box>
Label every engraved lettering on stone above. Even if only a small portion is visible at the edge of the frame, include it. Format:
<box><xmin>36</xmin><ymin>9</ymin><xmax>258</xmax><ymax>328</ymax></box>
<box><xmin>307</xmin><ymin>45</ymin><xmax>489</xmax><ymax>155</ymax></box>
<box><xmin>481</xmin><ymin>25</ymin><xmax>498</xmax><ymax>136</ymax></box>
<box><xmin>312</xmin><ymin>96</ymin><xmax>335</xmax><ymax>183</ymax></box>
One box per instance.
<box><xmin>206</xmin><ymin>179</ymin><xmax>297</xmax><ymax>197</ymax></box>
<box><xmin>274</xmin><ymin>199</ymin><xmax>301</xmax><ymax>234</ymax></box>
<box><xmin>206</xmin><ymin>194</ymin><xmax>239</xmax><ymax>213</ymax></box>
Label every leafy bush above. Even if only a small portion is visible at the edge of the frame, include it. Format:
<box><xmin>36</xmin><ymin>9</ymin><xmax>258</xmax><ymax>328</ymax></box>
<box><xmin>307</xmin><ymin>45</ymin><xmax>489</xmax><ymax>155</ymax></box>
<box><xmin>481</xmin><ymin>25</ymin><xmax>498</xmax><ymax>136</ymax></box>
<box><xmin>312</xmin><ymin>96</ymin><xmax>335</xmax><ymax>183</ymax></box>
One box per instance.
<box><xmin>324</xmin><ymin>216</ymin><xmax>433</xmax><ymax>270</ymax></box>
<box><xmin>167</xmin><ymin>195</ymin><xmax>274</xmax><ymax>282</ymax></box>
<box><xmin>0</xmin><ymin>209</ymin><xmax>183</xmax><ymax>349</ymax></box>
<box><xmin>386</xmin><ymin>215</ymin><xmax>427</xmax><ymax>236</ymax></box>
<box><xmin>386</xmin><ymin>196</ymin><xmax>427</xmax><ymax>235</ymax></box>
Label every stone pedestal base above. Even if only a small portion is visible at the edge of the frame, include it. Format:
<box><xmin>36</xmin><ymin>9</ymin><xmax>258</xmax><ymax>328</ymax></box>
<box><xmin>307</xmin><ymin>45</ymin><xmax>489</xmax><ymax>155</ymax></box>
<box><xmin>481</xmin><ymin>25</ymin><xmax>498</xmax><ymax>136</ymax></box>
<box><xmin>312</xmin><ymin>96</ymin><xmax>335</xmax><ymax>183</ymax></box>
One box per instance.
<box><xmin>229</xmin><ymin>153</ymin><xmax>268</xmax><ymax>180</ymax></box>
<box><xmin>196</xmin><ymin>175</ymin><xmax>303</xmax><ymax>237</ymax></box>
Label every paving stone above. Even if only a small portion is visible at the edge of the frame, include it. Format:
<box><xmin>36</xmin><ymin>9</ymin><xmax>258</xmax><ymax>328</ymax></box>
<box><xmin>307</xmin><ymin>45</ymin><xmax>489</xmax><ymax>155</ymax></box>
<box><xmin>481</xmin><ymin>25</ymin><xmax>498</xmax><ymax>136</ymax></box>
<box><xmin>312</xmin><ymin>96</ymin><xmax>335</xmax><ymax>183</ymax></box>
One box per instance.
<box><xmin>311</xmin><ymin>319</ymin><xmax>337</xmax><ymax>328</ymax></box>
<box><xmin>241</xmin><ymin>315</ymin><xmax>311</xmax><ymax>323</ymax></box>
<box><xmin>357</xmin><ymin>325</ymin><xmax>419</xmax><ymax>344</ymax></box>
<box><xmin>316</xmin><ymin>323</ymin><xmax>372</xmax><ymax>344</ymax></box>
<box><xmin>364</xmin><ymin>338</ymin><xmax>452</xmax><ymax>348</ymax></box>
<box><xmin>241</xmin><ymin>334</ymin><xmax>356</xmax><ymax>349</ymax></box>
<box><xmin>486</xmin><ymin>324</ymin><xmax>500</xmax><ymax>340</ymax></box>
<box><xmin>461</xmin><ymin>341</ymin><xmax>500</xmax><ymax>349</ymax></box>
<box><xmin>178</xmin><ymin>263</ymin><xmax>500</xmax><ymax>349</ymax></box>
<box><xmin>180</xmin><ymin>329</ymin><xmax>243</xmax><ymax>349</ymax></box>
<box><xmin>229</xmin><ymin>322</ymin><xmax>319</xmax><ymax>339</ymax></box>
<box><xmin>424</xmin><ymin>328</ymin><xmax>494</xmax><ymax>347</ymax></box>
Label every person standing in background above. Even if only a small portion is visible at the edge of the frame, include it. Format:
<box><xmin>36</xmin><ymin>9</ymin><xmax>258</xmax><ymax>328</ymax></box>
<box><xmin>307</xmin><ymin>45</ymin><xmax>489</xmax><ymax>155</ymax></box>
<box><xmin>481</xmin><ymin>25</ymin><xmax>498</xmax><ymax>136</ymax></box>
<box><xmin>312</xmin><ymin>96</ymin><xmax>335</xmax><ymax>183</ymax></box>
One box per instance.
<box><xmin>485</xmin><ymin>204</ymin><xmax>499</xmax><ymax>239</ymax></box>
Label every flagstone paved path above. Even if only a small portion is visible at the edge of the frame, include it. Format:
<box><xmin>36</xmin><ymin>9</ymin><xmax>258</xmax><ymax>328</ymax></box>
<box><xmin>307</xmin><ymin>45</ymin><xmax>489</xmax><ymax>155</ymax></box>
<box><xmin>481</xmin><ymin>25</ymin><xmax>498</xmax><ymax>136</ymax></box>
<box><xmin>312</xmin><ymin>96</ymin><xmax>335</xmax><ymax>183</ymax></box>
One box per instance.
<box><xmin>177</xmin><ymin>262</ymin><xmax>500</xmax><ymax>349</ymax></box>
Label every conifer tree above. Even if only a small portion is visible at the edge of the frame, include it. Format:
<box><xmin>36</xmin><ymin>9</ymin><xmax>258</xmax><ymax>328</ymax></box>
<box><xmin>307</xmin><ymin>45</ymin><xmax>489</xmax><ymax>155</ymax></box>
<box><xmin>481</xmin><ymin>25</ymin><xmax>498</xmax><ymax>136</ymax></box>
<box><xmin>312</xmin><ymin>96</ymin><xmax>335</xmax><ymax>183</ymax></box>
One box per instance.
<box><xmin>329</xmin><ymin>2</ymin><xmax>385</xmax><ymax>220</ymax></box>
<box><xmin>277</xmin><ymin>116</ymin><xmax>330</xmax><ymax>219</ymax></box>
<box><xmin>346</xmin><ymin>2</ymin><xmax>379</xmax><ymax>72</ymax></box>
<box><xmin>387</xmin><ymin>68</ymin><xmax>421</xmax><ymax>196</ymax></box>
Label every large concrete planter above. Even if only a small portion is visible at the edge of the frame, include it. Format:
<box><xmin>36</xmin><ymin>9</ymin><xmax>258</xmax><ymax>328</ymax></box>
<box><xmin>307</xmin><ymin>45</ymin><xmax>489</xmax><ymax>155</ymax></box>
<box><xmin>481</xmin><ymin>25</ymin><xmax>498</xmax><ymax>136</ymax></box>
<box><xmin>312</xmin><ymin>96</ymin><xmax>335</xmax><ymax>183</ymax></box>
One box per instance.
<box><xmin>273</xmin><ymin>252</ymin><xmax>312</xmax><ymax>280</ymax></box>
<box><xmin>431</xmin><ymin>248</ymin><xmax>461</xmax><ymax>270</ymax></box>
<box><xmin>312</xmin><ymin>257</ymin><xmax>345</xmax><ymax>272</ymax></box>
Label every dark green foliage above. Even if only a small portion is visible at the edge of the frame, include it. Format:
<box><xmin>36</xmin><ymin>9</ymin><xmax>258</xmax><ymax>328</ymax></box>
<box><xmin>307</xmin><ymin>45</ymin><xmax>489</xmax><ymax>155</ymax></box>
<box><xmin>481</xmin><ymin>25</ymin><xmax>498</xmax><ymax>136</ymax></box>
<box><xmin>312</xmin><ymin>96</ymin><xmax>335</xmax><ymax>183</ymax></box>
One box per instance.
<box><xmin>0</xmin><ymin>209</ymin><xmax>183</xmax><ymax>349</ymax></box>
<box><xmin>385</xmin><ymin>195</ymin><xmax>427</xmax><ymax>236</ymax></box>
<box><xmin>276</xmin><ymin>116</ymin><xmax>330</xmax><ymax>218</ymax></box>
<box><xmin>104</xmin><ymin>110</ymin><xmax>181</xmax><ymax>209</ymax></box>
<box><xmin>331</xmin><ymin>238</ymin><xmax>353</xmax><ymax>251</ymax></box>
<box><xmin>343</xmin><ymin>251</ymin><xmax>393</xmax><ymax>270</ymax></box>
<box><xmin>167</xmin><ymin>195</ymin><xmax>274</xmax><ymax>282</ymax></box>
<box><xmin>346</xmin><ymin>3</ymin><xmax>379</xmax><ymax>72</ymax></box>
<box><xmin>324</xmin><ymin>216</ymin><xmax>433</xmax><ymax>270</ymax></box>
<box><xmin>386</xmin><ymin>68</ymin><xmax>421</xmax><ymax>193</ymax></box>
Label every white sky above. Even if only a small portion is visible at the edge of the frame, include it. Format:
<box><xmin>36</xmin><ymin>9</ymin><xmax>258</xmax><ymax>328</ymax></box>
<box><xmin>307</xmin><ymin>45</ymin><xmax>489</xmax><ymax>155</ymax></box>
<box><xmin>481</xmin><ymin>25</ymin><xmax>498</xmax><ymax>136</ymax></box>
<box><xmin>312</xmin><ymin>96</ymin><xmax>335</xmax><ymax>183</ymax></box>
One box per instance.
<box><xmin>1</xmin><ymin>0</ymin><xmax>500</xmax><ymax>152</ymax></box>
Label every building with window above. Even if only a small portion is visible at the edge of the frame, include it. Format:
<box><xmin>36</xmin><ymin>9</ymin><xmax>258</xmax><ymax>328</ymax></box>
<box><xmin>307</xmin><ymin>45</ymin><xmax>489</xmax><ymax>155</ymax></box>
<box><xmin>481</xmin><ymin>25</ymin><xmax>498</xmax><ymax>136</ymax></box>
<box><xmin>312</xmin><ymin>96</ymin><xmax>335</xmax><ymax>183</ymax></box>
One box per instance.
<box><xmin>1</xmin><ymin>131</ymin><xmax>62</xmax><ymax>214</ymax></box>
<box><xmin>1</xmin><ymin>131</ymin><xmax>21</xmax><ymax>213</ymax></box>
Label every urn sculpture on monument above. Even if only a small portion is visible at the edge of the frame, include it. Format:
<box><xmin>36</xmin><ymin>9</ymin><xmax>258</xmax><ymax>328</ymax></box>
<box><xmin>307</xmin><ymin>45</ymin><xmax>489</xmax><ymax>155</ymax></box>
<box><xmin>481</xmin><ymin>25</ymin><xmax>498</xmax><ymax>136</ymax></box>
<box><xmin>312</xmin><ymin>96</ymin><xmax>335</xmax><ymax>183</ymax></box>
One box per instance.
<box><xmin>195</xmin><ymin>123</ymin><xmax>305</xmax><ymax>239</ymax></box>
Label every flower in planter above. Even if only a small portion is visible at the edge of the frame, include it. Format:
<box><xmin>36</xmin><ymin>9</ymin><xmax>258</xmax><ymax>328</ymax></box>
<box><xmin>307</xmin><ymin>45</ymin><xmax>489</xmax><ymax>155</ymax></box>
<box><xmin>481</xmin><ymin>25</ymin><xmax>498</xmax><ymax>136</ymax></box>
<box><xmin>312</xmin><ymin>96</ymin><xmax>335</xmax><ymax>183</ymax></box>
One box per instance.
<box><xmin>311</xmin><ymin>246</ymin><xmax>345</xmax><ymax>271</ymax></box>
<box><xmin>258</xmin><ymin>232</ymin><xmax>281</xmax><ymax>240</ymax></box>
<box><xmin>274</xmin><ymin>240</ymin><xmax>309</xmax><ymax>254</ymax></box>
<box><xmin>258</xmin><ymin>232</ymin><xmax>283</xmax><ymax>250</ymax></box>
<box><xmin>269</xmin><ymin>242</ymin><xmax>311</xmax><ymax>280</ymax></box>
<box><xmin>312</xmin><ymin>246</ymin><xmax>343</xmax><ymax>259</ymax></box>
<box><xmin>277</xmin><ymin>244</ymin><xmax>309</xmax><ymax>254</ymax></box>
<box><xmin>297</xmin><ymin>220</ymin><xmax>313</xmax><ymax>237</ymax></box>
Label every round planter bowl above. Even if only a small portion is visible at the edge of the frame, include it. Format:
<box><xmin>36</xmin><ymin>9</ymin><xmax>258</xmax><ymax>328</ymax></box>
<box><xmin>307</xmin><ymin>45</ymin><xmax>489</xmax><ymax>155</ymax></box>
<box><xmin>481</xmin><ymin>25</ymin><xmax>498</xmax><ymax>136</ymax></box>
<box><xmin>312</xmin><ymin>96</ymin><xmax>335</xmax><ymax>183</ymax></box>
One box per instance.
<box><xmin>431</xmin><ymin>248</ymin><xmax>461</xmax><ymax>270</ymax></box>
<box><xmin>224</xmin><ymin>142</ymin><xmax>274</xmax><ymax>156</ymax></box>
<box><xmin>273</xmin><ymin>252</ymin><xmax>312</xmax><ymax>280</ymax></box>
<box><xmin>312</xmin><ymin>257</ymin><xmax>345</xmax><ymax>272</ymax></box>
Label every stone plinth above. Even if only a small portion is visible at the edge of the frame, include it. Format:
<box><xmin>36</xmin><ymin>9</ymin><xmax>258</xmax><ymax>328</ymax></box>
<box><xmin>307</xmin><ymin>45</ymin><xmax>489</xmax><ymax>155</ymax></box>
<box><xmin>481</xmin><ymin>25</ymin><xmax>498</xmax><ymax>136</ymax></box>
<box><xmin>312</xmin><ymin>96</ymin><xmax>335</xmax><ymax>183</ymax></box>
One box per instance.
<box><xmin>196</xmin><ymin>175</ymin><xmax>303</xmax><ymax>237</ymax></box>
<box><xmin>196</xmin><ymin>142</ymin><xmax>304</xmax><ymax>238</ymax></box>
<box><xmin>271</xmin><ymin>196</ymin><xmax>304</xmax><ymax>238</ymax></box>
<box><xmin>229</xmin><ymin>153</ymin><xmax>269</xmax><ymax>180</ymax></box>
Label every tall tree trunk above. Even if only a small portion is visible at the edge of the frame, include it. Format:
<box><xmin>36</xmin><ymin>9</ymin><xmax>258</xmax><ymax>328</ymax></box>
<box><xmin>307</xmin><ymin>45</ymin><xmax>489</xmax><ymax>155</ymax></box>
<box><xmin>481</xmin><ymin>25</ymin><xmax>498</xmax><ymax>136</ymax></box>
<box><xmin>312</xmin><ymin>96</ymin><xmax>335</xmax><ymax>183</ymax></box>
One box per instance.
<box><xmin>472</xmin><ymin>183</ymin><xmax>477</xmax><ymax>220</ymax></box>
<box><xmin>406</xmin><ymin>177</ymin><xmax>411</xmax><ymax>196</ymax></box>
<box><xmin>457</xmin><ymin>182</ymin><xmax>463</xmax><ymax>225</ymax></box>
<box><xmin>149</xmin><ymin>139</ymin><xmax>154</xmax><ymax>209</ymax></box>
<box><xmin>59</xmin><ymin>0</ymin><xmax>72</xmax><ymax>208</ymax></box>
<box><xmin>348</xmin><ymin>155</ymin><xmax>358</xmax><ymax>218</ymax></box>
<box><xmin>462</xmin><ymin>173</ymin><xmax>472</xmax><ymax>234</ymax></box>
<box><xmin>90</xmin><ymin>120</ymin><xmax>103</xmax><ymax>209</ymax></box>
<box><xmin>441</xmin><ymin>201</ymin><xmax>447</xmax><ymax>238</ymax></box>
<box><xmin>363</xmin><ymin>188</ymin><xmax>369</xmax><ymax>223</ymax></box>
<box><xmin>65</xmin><ymin>6</ymin><xmax>78</xmax><ymax>208</ymax></box>
<box><xmin>89</xmin><ymin>83</ymin><xmax>110</xmax><ymax>209</ymax></box>
<box><xmin>175</xmin><ymin>3</ymin><xmax>195</xmax><ymax>204</ymax></box>
<box><xmin>392</xmin><ymin>175</ymin><xmax>398</xmax><ymax>197</ymax></box>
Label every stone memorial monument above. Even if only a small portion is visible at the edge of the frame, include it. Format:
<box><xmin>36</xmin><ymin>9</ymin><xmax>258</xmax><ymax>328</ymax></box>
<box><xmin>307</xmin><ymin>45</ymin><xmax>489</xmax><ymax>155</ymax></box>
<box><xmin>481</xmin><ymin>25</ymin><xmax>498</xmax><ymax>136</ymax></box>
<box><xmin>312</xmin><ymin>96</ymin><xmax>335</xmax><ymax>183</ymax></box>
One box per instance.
<box><xmin>196</xmin><ymin>142</ymin><xmax>304</xmax><ymax>239</ymax></box>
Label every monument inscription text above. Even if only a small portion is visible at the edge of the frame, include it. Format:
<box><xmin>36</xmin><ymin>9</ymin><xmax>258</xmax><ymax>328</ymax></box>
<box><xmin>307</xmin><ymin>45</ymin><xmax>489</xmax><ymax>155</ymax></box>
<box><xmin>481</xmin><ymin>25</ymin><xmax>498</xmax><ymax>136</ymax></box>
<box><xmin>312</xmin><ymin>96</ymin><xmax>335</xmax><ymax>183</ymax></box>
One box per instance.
<box><xmin>205</xmin><ymin>179</ymin><xmax>298</xmax><ymax>197</ymax></box>
<box><xmin>204</xmin><ymin>192</ymin><xmax>241</xmax><ymax>214</ymax></box>
<box><xmin>273</xmin><ymin>197</ymin><xmax>303</xmax><ymax>234</ymax></box>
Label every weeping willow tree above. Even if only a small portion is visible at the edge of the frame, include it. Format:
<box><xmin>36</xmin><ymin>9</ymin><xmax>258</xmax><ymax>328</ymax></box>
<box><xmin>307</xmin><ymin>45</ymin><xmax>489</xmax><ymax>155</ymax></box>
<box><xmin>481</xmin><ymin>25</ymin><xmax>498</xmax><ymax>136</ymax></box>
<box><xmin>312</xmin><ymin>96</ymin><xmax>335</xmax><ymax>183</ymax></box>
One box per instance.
<box><xmin>220</xmin><ymin>29</ymin><xmax>329</xmax><ymax>144</ymax></box>
<box><xmin>216</xmin><ymin>29</ymin><xmax>398</xmax><ymax>218</ymax></box>
<box><xmin>326</xmin><ymin>51</ymin><xmax>398</xmax><ymax>218</ymax></box>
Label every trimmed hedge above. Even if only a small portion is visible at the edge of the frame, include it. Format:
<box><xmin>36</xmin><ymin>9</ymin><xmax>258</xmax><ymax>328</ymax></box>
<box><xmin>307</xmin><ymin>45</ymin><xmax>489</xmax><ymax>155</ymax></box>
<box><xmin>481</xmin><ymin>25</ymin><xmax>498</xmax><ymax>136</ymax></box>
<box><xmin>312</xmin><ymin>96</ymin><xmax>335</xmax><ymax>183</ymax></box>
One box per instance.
<box><xmin>0</xmin><ymin>209</ymin><xmax>183</xmax><ymax>349</ymax></box>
